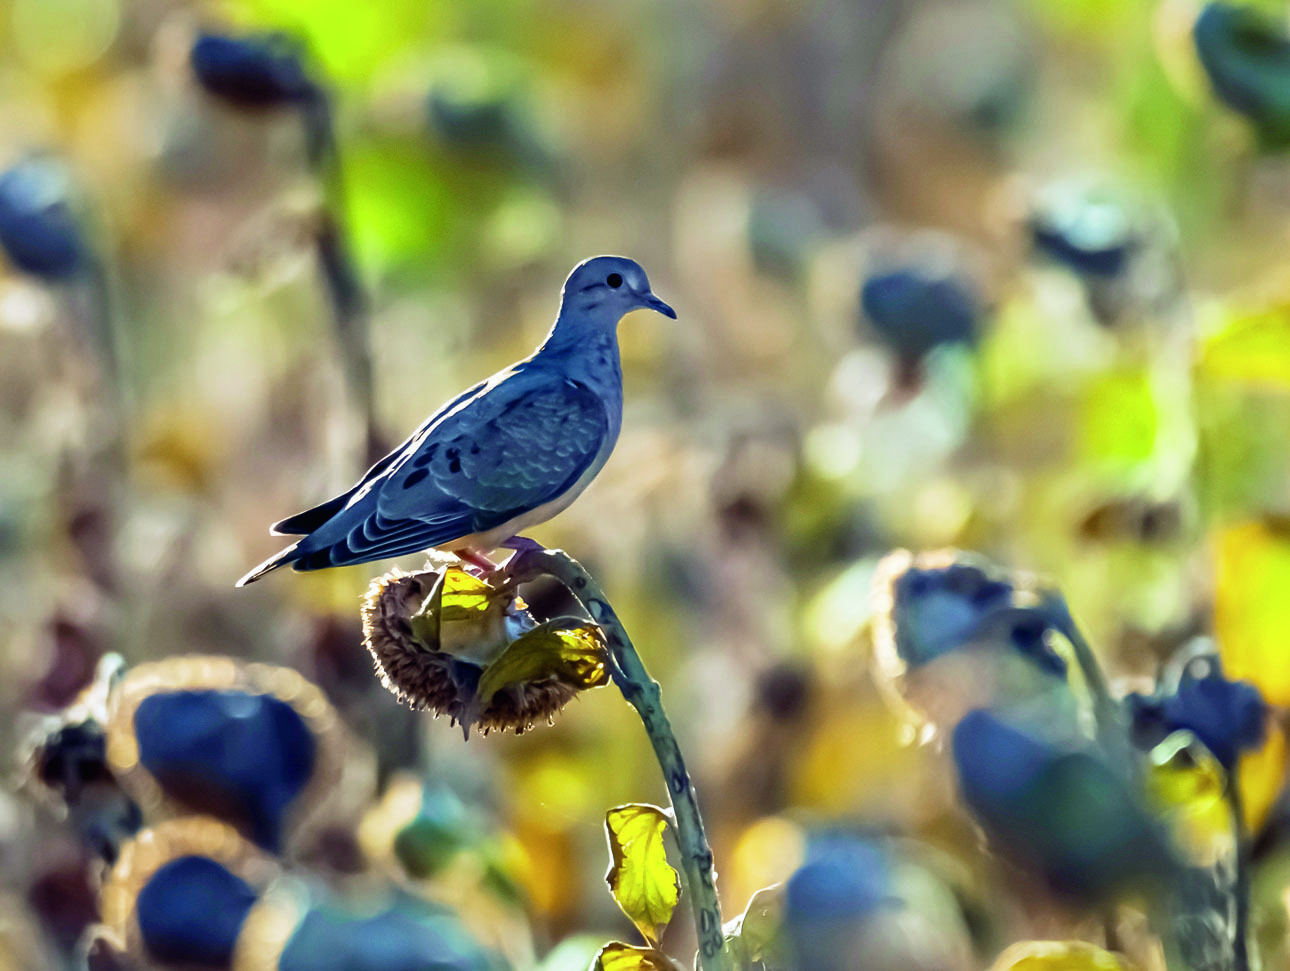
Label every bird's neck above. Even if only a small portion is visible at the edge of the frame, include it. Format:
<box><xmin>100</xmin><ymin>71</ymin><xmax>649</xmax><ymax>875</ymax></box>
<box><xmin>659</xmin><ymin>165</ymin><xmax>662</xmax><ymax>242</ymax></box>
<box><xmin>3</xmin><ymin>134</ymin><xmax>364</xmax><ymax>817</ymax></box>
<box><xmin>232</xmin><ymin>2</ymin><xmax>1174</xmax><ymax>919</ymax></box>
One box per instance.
<box><xmin>538</xmin><ymin>313</ymin><xmax>622</xmax><ymax>388</ymax></box>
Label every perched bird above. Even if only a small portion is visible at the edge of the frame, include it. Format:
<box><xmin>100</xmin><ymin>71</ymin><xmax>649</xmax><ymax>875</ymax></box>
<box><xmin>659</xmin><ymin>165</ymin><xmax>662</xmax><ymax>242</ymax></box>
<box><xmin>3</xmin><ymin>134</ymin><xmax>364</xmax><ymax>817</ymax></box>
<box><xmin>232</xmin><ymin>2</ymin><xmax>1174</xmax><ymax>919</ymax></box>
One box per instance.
<box><xmin>237</xmin><ymin>256</ymin><xmax>675</xmax><ymax>585</ymax></box>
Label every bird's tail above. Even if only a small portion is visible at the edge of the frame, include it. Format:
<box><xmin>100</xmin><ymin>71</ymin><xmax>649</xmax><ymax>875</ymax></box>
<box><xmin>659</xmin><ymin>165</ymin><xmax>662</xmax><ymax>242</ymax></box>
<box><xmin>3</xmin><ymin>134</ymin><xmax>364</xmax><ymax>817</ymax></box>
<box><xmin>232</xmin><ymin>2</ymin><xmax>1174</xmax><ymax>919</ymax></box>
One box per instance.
<box><xmin>236</xmin><ymin>541</ymin><xmax>303</xmax><ymax>587</ymax></box>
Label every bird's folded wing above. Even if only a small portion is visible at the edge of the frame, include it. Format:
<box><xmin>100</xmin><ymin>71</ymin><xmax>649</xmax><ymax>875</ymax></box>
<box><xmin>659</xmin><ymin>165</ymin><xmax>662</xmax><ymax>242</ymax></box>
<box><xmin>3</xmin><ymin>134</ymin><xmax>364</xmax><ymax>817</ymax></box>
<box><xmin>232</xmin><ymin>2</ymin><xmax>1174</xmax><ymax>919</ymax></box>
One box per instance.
<box><xmin>270</xmin><ymin>378</ymin><xmax>490</xmax><ymax>535</ymax></box>
<box><xmin>340</xmin><ymin>378</ymin><xmax>609</xmax><ymax>555</ymax></box>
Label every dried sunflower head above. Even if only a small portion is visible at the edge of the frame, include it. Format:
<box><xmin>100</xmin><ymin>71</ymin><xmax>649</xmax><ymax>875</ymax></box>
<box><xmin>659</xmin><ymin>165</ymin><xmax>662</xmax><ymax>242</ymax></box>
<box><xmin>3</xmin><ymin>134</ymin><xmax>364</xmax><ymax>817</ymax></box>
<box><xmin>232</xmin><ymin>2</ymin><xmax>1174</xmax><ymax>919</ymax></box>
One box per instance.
<box><xmin>362</xmin><ymin>563</ymin><xmax>610</xmax><ymax>735</ymax></box>
<box><xmin>871</xmin><ymin>550</ymin><xmax>1072</xmax><ymax>731</ymax></box>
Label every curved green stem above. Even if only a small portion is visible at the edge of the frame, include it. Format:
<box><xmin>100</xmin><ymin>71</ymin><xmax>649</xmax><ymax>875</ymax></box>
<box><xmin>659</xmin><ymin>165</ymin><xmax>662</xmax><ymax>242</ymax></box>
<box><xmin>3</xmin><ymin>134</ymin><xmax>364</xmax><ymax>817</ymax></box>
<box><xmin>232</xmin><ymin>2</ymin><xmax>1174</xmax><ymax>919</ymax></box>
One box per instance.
<box><xmin>515</xmin><ymin>548</ymin><xmax>734</xmax><ymax>971</ymax></box>
<box><xmin>1041</xmin><ymin>592</ymin><xmax>1128</xmax><ymax>760</ymax></box>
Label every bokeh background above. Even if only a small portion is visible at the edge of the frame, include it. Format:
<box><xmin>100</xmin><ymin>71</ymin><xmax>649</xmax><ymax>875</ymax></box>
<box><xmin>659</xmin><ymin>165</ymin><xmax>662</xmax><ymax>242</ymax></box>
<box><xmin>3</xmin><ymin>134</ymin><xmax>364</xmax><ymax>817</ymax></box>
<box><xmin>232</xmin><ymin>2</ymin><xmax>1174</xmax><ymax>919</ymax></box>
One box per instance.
<box><xmin>5</xmin><ymin>0</ymin><xmax>1290</xmax><ymax>968</ymax></box>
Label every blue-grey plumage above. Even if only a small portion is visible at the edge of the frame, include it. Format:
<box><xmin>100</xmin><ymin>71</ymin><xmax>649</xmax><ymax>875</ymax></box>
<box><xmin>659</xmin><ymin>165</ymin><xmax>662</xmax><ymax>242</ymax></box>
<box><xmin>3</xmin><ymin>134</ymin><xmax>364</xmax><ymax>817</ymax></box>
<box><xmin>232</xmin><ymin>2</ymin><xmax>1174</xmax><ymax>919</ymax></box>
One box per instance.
<box><xmin>237</xmin><ymin>256</ymin><xmax>675</xmax><ymax>586</ymax></box>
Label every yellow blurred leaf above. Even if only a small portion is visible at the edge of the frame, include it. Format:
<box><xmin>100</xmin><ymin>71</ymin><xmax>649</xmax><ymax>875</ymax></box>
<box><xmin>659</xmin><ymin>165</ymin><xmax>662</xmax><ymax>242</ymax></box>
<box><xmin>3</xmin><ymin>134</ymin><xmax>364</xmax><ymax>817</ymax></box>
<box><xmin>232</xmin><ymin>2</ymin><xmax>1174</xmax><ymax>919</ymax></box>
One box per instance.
<box><xmin>592</xmin><ymin>942</ymin><xmax>680</xmax><ymax>971</ymax></box>
<box><xmin>476</xmin><ymin>622</ymin><xmax>609</xmax><ymax>705</ymax></box>
<box><xmin>989</xmin><ymin>940</ymin><xmax>1139</xmax><ymax>971</ymax></box>
<box><xmin>1215</xmin><ymin>521</ymin><xmax>1290</xmax><ymax>705</ymax></box>
<box><xmin>604</xmin><ymin>805</ymin><xmax>680</xmax><ymax>947</ymax></box>
<box><xmin>1240</xmin><ymin>720</ymin><xmax>1286</xmax><ymax>833</ymax></box>
<box><xmin>1200</xmin><ymin>305</ymin><xmax>1290</xmax><ymax>391</ymax></box>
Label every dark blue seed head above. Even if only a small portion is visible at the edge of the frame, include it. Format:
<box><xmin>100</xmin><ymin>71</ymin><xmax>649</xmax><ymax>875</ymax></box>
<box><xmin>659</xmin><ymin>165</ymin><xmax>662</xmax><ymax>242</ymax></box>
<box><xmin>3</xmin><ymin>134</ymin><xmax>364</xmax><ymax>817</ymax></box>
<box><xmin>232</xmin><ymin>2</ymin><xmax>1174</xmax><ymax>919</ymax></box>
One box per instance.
<box><xmin>427</xmin><ymin>88</ymin><xmax>515</xmax><ymax>149</ymax></box>
<box><xmin>784</xmin><ymin>835</ymin><xmax>891</xmax><ymax>920</ymax></box>
<box><xmin>136</xmin><ymin>856</ymin><xmax>257</xmax><ymax>967</ymax></box>
<box><xmin>132</xmin><ymin>689</ymin><xmax>317</xmax><ymax>851</ymax></box>
<box><xmin>190</xmin><ymin>32</ymin><xmax>317</xmax><ymax>110</ymax></box>
<box><xmin>0</xmin><ymin>160</ymin><xmax>86</xmax><ymax>281</ymax></box>
<box><xmin>1194</xmin><ymin>3</ymin><xmax>1290</xmax><ymax>148</ymax></box>
<box><xmin>886</xmin><ymin>559</ymin><xmax>1065</xmax><ymax>674</ymax></box>
<box><xmin>279</xmin><ymin>900</ymin><xmax>499</xmax><ymax>971</ymax></box>
<box><xmin>952</xmin><ymin>709</ymin><xmax>1176</xmax><ymax>901</ymax></box>
<box><xmin>1126</xmin><ymin>660</ymin><xmax>1267</xmax><ymax>770</ymax></box>
<box><xmin>860</xmin><ymin>266</ymin><xmax>980</xmax><ymax>365</ymax></box>
<box><xmin>1029</xmin><ymin>184</ymin><xmax>1135</xmax><ymax>278</ymax></box>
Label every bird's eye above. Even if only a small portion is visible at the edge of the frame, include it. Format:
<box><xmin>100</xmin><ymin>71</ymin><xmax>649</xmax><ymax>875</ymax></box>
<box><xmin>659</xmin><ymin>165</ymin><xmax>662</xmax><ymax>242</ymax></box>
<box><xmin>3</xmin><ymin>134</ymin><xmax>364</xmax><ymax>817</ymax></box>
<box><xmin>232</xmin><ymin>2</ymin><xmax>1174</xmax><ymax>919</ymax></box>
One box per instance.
<box><xmin>606</xmin><ymin>272</ymin><xmax>623</xmax><ymax>289</ymax></box>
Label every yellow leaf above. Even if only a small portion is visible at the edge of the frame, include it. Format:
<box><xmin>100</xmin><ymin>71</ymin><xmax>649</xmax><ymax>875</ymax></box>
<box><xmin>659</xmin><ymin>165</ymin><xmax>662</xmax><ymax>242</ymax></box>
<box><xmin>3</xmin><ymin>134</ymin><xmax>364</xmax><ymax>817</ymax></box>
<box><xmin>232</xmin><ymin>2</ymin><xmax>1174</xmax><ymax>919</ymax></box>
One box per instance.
<box><xmin>438</xmin><ymin>567</ymin><xmax>497</xmax><ymax>624</ymax></box>
<box><xmin>411</xmin><ymin>567</ymin><xmax>524</xmax><ymax>665</ymax></box>
<box><xmin>592</xmin><ymin>942</ymin><xmax>680</xmax><ymax>971</ymax></box>
<box><xmin>1145</xmin><ymin>732</ymin><xmax>1233</xmax><ymax>867</ymax></box>
<box><xmin>604</xmin><ymin>805</ymin><xmax>680</xmax><ymax>947</ymax></box>
<box><xmin>475</xmin><ymin>622</ymin><xmax>609</xmax><ymax>705</ymax></box>
<box><xmin>989</xmin><ymin>940</ymin><xmax>1139</xmax><ymax>971</ymax></box>
<box><xmin>1215</xmin><ymin>522</ymin><xmax>1290</xmax><ymax>705</ymax></box>
<box><xmin>1200</xmin><ymin>305</ymin><xmax>1290</xmax><ymax>391</ymax></box>
<box><xmin>1240</xmin><ymin>720</ymin><xmax>1286</xmax><ymax>833</ymax></box>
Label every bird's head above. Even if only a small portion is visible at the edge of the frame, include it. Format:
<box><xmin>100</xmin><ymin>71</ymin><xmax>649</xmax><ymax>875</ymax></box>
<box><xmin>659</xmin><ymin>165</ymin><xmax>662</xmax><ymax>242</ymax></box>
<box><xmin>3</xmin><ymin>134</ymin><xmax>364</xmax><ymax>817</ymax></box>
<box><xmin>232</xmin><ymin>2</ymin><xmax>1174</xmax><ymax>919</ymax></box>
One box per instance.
<box><xmin>560</xmin><ymin>255</ymin><xmax>676</xmax><ymax>324</ymax></box>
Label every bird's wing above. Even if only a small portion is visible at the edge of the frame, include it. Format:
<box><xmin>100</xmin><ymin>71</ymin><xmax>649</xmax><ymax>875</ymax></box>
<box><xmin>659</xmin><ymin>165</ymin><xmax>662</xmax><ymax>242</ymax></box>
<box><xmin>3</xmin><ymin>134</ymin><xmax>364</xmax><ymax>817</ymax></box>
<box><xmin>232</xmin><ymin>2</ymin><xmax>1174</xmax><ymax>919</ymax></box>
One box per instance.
<box><xmin>328</xmin><ymin>376</ymin><xmax>610</xmax><ymax>560</ymax></box>
<box><xmin>270</xmin><ymin>378</ymin><xmax>490</xmax><ymax>535</ymax></box>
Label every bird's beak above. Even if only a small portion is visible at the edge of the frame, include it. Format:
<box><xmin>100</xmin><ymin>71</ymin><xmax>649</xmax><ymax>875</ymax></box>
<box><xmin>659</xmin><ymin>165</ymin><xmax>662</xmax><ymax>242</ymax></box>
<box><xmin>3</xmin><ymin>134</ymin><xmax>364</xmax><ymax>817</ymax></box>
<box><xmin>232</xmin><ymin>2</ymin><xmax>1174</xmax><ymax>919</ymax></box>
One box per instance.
<box><xmin>639</xmin><ymin>291</ymin><xmax>677</xmax><ymax>319</ymax></box>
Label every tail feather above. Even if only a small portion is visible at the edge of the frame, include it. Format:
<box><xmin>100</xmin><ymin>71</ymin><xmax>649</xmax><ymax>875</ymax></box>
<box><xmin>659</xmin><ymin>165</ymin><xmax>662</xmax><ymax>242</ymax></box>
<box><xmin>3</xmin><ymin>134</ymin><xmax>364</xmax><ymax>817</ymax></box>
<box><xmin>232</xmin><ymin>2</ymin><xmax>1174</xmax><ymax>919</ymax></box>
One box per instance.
<box><xmin>271</xmin><ymin>494</ymin><xmax>350</xmax><ymax>535</ymax></box>
<box><xmin>236</xmin><ymin>541</ymin><xmax>303</xmax><ymax>586</ymax></box>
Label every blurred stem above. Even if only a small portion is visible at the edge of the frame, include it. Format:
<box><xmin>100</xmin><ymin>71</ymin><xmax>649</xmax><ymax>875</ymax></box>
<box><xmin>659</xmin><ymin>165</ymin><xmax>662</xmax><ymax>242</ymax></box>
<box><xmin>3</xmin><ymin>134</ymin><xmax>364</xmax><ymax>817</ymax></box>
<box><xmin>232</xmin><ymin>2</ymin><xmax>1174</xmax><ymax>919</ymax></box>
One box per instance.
<box><xmin>514</xmin><ymin>549</ymin><xmax>734</xmax><ymax>971</ymax></box>
<box><xmin>301</xmin><ymin>91</ymin><xmax>380</xmax><ymax>463</ymax></box>
<box><xmin>1230</xmin><ymin>764</ymin><xmax>1253</xmax><ymax>971</ymax></box>
<box><xmin>1042</xmin><ymin>592</ymin><xmax>1127</xmax><ymax>758</ymax></box>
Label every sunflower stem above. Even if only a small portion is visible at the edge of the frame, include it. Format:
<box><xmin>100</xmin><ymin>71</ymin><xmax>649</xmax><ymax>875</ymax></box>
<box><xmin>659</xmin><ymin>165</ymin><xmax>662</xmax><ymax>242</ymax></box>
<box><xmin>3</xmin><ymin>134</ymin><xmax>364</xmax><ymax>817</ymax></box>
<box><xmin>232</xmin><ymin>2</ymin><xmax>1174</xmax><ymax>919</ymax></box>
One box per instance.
<box><xmin>517</xmin><ymin>548</ymin><xmax>733</xmax><ymax>971</ymax></box>
<box><xmin>301</xmin><ymin>90</ymin><xmax>380</xmax><ymax>465</ymax></box>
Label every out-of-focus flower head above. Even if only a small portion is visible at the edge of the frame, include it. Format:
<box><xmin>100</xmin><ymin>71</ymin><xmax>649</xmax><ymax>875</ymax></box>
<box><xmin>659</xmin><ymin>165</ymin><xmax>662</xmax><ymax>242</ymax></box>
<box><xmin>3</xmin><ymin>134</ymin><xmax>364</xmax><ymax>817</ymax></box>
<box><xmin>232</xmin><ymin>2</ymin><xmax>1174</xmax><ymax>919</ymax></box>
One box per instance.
<box><xmin>190</xmin><ymin>32</ymin><xmax>319</xmax><ymax>110</ymax></box>
<box><xmin>0</xmin><ymin>158</ymin><xmax>87</xmax><ymax>282</ymax></box>
<box><xmin>102</xmin><ymin>818</ymin><xmax>506</xmax><ymax>971</ymax></box>
<box><xmin>361</xmin><ymin>562</ymin><xmax>609</xmax><ymax>736</ymax></box>
<box><xmin>1076</xmin><ymin>494</ymin><xmax>1186</xmax><ymax>546</ymax></box>
<box><xmin>871</xmin><ymin>550</ymin><xmax>1070</xmax><ymax>730</ymax></box>
<box><xmin>785</xmin><ymin>834</ymin><xmax>892</xmax><ymax>921</ymax></box>
<box><xmin>988</xmin><ymin>940</ymin><xmax>1139</xmax><ymax>971</ymax></box>
<box><xmin>20</xmin><ymin>655</ymin><xmax>141</xmax><ymax>863</ymax></box>
<box><xmin>1126</xmin><ymin>647</ymin><xmax>1267</xmax><ymax>771</ymax></box>
<box><xmin>269</xmin><ymin>893</ymin><xmax>508</xmax><ymax>971</ymax></box>
<box><xmin>104</xmin><ymin>657</ymin><xmax>343</xmax><ymax>854</ymax></box>
<box><xmin>727</xmin><ymin>833</ymin><xmax>974</xmax><ymax>971</ymax></box>
<box><xmin>952</xmin><ymin>708</ymin><xmax>1179</xmax><ymax>903</ymax></box>
<box><xmin>1029</xmin><ymin>180</ymin><xmax>1137</xmax><ymax>279</ymax></box>
<box><xmin>99</xmin><ymin>817</ymin><xmax>275</xmax><ymax>970</ymax></box>
<box><xmin>861</xmin><ymin>266</ymin><xmax>979</xmax><ymax>366</ymax></box>
<box><xmin>881</xmin><ymin>2</ymin><xmax>1035</xmax><ymax>139</ymax></box>
<box><xmin>857</xmin><ymin>234</ymin><xmax>983</xmax><ymax>390</ymax></box>
<box><xmin>1194</xmin><ymin>3</ymin><xmax>1290</xmax><ymax>149</ymax></box>
<box><xmin>359</xmin><ymin>774</ymin><xmax>524</xmax><ymax>905</ymax></box>
<box><xmin>423</xmin><ymin>49</ymin><xmax>553</xmax><ymax>175</ymax></box>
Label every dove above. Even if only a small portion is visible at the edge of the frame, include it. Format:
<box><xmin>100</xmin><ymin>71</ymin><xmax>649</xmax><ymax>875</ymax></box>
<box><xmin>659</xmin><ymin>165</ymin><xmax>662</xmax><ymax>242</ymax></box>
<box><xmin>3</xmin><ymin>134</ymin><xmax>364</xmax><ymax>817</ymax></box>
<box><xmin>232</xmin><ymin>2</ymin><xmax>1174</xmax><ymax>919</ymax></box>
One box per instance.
<box><xmin>237</xmin><ymin>256</ymin><xmax>675</xmax><ymax>585</ymax></box>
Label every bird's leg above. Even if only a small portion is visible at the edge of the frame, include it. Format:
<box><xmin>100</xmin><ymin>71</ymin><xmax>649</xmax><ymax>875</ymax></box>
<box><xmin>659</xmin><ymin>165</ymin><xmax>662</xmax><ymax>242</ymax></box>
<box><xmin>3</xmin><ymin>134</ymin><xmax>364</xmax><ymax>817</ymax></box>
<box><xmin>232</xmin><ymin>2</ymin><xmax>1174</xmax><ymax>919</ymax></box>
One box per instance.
<box><xmin>499</xmin><ymin>535</ymin><xmax>546</xmax><ymax>554</ymax></box>
<box><xmin>452</xmin><ymin>548</ymin><xmax>499</xmax><ymax>573</ymax></box>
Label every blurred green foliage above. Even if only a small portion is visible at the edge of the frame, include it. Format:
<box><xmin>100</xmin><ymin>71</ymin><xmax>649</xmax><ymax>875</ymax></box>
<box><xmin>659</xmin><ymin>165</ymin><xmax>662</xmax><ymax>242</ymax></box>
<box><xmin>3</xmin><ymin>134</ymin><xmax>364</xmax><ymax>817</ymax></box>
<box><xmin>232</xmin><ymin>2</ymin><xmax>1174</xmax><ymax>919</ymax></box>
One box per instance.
<box><xmin>7</xmin><ymin>0</ymin><xmax>1290</xmax><ymax>968</ymax></box>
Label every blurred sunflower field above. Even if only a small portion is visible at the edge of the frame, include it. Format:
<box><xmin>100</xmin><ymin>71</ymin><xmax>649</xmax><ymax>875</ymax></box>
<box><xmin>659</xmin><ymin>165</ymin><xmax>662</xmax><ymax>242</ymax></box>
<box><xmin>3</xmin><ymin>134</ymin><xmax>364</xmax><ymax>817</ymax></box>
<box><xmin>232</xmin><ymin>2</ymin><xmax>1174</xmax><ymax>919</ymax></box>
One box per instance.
<box><xmin>9</xmin><ymin>0</ymin><xmax>1290</xmax><ymax>968</ymax></box>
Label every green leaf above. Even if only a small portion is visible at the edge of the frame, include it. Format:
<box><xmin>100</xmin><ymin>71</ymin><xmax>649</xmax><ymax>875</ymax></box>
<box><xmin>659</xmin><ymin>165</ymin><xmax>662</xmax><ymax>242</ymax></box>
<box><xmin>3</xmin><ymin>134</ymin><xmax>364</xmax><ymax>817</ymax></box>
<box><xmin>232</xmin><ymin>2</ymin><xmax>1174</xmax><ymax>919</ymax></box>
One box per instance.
<box><xmin>603</xmin><ymin>805</ymin><xmax>680</xmax><ymax>947</ymax></box>
<box><xmin>723</xmin><ymin>885</ymin><xmax>785</xmax><ymax>968</ymax></box>
<box><xmin>591</xmin><ymin>942</ymin><xmax>680</xmax><ymax>971</ymax></box>
<box><xmin>475</xmin><ymin>620</ymin><xmax>609</xmax><ymax>705</ymax></box>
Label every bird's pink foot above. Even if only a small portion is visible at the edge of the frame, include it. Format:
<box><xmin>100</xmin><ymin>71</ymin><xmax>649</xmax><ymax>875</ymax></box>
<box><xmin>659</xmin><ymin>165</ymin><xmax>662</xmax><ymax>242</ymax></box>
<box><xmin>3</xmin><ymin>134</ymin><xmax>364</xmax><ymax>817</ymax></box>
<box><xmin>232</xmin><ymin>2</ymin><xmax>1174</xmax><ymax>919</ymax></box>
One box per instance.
<box><xmin>453</xmin><ymin>548</ymin><xmax>499</xmax><ymax>572</ymax></box>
